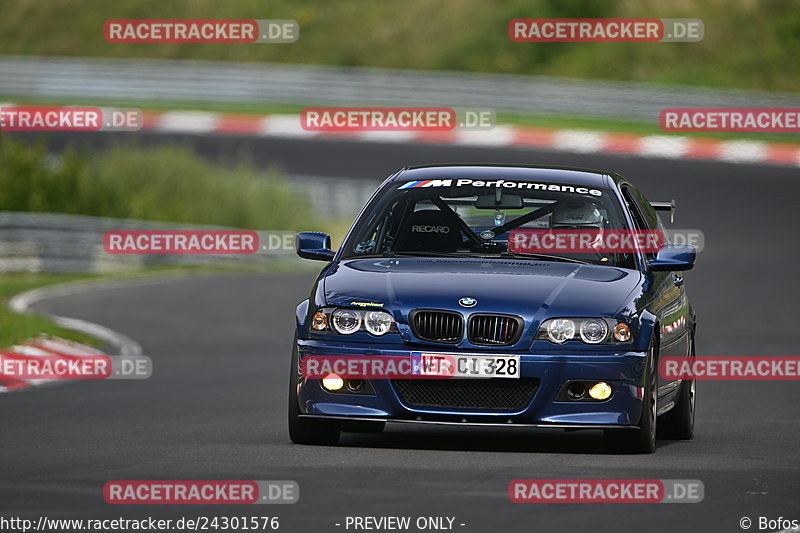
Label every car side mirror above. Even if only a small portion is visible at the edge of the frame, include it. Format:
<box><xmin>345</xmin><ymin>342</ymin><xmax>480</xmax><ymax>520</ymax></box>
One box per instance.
<box><xmin>296</xmin><ymin>232</ymin><xmax>336</xmax><ymax>261</ymax></box>
<box><xmin>649</xmin><ymin>243</ymin><xmax>696</xmax><ymax>271</ymax></box>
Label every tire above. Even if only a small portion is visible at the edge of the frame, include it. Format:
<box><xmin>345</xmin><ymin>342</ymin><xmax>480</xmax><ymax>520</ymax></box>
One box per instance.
<box><xmin>605</xmin><ymin>337</ymin><xmax>658</xmax><ymax>454</ymax></box>
<box><xmin>658</xmin><ymin>331</ymin><xmax>696</xmax><ymax>440</ymax></box>
<box><xmin>287</xmin><ymin>338</ymin><xmax>340</xmax><ymax>446</ymax></box>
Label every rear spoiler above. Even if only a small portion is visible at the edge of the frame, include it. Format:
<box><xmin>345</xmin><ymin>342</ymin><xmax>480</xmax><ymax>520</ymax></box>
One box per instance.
<box><xmin>650</xmin><ymin>200</ymin><xmax>676</xmax><ymax>223</ymax></box>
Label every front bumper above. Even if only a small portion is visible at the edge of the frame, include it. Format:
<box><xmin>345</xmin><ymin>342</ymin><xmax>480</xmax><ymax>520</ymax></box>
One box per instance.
<box><xmin>296</xmin><ymin>338</ymin><xmax>647</xmax><ymax>428</ymax></box>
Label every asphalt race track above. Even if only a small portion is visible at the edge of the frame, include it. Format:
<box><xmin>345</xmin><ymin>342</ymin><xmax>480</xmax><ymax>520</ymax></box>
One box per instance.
<box><xmin>2</xmin><ymin>134</ymin><xmax>799</xmax><ymax>532</ymax></box>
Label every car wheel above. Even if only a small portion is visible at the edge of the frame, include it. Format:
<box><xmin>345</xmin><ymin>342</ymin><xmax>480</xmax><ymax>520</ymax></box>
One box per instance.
<box><xmin>605</xmin><ymin>337</ymin><xmax>658</xmax><ymax>454</ymax></box>
<box><xmin>658</xmin><ymin>331</ymin><xmax>696</xmax><ymax>440</ymax></box>
<box><xmin>287</xmin><ymin>338</ymin><xmax>340</xmax><ymax>446</ymax></box>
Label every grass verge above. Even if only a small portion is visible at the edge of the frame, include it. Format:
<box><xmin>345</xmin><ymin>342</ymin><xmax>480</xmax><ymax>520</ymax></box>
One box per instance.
<box><xmin>0</xmin><ymin>135</ymin><xmax>313</xmax><ymax>229</ymax></box>
<box><xmin>0</xmin><ymin>263</ymin><xmax>322</xmax><ymax>350</ymax></box>
<box><xmin>0</xmin><ymin>273</ymin><xmax>103</xmax><ymax>348</ymax></box>
<box><xmin>0</xmin><ymin>0</ymin><xmax>798</xmax><ymax>93</ymax></box>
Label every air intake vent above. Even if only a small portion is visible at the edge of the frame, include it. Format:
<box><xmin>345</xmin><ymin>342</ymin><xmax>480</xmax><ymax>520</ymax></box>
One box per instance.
<box><xmin>410</xmin><ymin>310</ymin><xmax>463</xmax><ymax>343</ymax></box>
<box><xmin>393</xmin><ymin>378</ymin><xmax>539</xmax><ymax>410</ymax></box>
<box><xmin>468</xmin><ymin>314</ymin><xmax>523</xmax><ymax>346</ymax></box>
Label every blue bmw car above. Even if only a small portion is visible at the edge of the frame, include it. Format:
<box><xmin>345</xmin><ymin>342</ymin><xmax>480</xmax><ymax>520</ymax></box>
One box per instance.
<box><xmin>289</xmin><ymin>164</ymin><xmax>696</xmax><ymax>453</ymax></box>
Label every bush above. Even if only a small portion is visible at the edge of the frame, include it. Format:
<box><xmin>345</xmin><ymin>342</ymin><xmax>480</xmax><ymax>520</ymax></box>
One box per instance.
<box><xmin>0</xmin><ymin>136</ymin><xmax>312</xmax><ymax>230</ymax></box>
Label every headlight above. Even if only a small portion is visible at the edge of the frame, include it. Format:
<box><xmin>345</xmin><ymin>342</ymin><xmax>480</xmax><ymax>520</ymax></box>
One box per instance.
<box><xmin>537</xmin><ymin>318</ymin><xmax>632</xmax><ymax>345</ymax></box>
<box><xmin>364</xmin><ymin>310</ymin><xmax>393</xmax><ymax>336</ymax></box>
<box><xmin>331</xmin><ymin>309</ymin><xmax>361</xmax><ymax>334</ymax></box>
<box><xmin>312</xmin><ymin>307</ymin><xmax>397</xmax><ymax>336</ymax></box>
<box><xmin>580</xmin><ymin>319</ymin><xmax>608</xmax><ymax>344</ymax></box>
<box><xmin>546</xmin><ymin>319</ymin><xmax>576</xmax><ymax>344</ymax></box>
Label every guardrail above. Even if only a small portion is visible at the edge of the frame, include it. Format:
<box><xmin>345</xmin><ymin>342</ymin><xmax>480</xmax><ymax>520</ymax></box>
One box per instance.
<box><xmin>292</xmin><ymin>175</ymin><xmax>379</xmax><ymax>219</ymax></box>
<box><xmin>0</xmin><ymin>212</ymin><xmax>289</xmax><ymax>273</ymax></box>
<box><xmin>1</xmin><ymin>56</ymin><xmax>799</xmax><ymax>121</ymax></box>
<box><xmin>0</xmin><ymin>174</ymin><xmax>378</xmax><ymax>273</ymax></box>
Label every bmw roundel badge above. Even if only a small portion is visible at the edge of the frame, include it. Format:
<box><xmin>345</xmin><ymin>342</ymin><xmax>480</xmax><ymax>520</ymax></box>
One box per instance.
<box><xmin>459</xmin><ymin>297</ymin><xmax>477</xmax><ymax>307</ymax></box>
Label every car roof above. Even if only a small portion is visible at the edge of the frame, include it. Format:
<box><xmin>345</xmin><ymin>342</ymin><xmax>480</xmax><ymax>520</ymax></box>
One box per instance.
<box><xmin>392</xmin><ymin>164</ymin><xmax>613</xmax><ymax>188</ymax></box>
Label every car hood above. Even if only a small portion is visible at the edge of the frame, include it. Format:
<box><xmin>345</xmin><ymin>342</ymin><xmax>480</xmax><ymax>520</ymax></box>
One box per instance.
<box><xmin>323</xmin><ymin>258</ymin><xmax>642</xmax><ymax>320</ymax></box>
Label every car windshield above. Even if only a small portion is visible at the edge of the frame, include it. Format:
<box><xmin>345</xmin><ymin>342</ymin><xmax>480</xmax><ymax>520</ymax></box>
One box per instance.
<box><xmin>341</xmin><ymin>178</ymin><xmax>636</xmax><ymax>267</ymax></box>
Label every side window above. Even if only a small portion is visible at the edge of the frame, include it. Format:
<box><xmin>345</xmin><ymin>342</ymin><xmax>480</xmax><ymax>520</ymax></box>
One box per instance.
<box><xmin>628</xmin><ymin>185</ymin><xmax>671</xmax><ymax>242</ymax></box>
<box><xmin>350</xmin><ymin>197</ymin><xmax>408</xmax><ymax>255</ymax></box>
<box><xmin>621</xmin><ymin>186</ymin><xmax>648</xmax><ymax>230</ymax></box>
<box><xmin>628</xmin><ymin>186</ymin><xmax>661</xmax><ymax>231</ymax></box>
<box><xmin>621</xmin><ymin>185</ymin><xmax>659</xmax><ymax>260</ymax></box>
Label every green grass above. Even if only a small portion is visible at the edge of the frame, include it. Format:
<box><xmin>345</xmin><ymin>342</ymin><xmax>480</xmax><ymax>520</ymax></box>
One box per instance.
<box><xmin>0</xmin><ymin>136</ymin><xmax>313</xmax><ymax>229</ymax></box>
<box><xmin>0</xmin><ymin>273</ymin><xmax>103</xmax><ymax>347</ymax></box>
<box><xmin>0</xmin><ymin>0</ymin><xmax>798</xmax><ymax>93</ymax></box>
<box><xmin>0</xmin><ymin>136</ymin><xmax>326</xmax><ymax>348</ymax></box>
<box><xmin>0</xmin><ymin>263</ymin><xmax>324</xmax><ymax>349</ymax></box>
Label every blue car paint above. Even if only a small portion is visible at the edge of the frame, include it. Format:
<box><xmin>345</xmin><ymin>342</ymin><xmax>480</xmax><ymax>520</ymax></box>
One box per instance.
<box><xmin>293</xmin><ymin>165</ymin><xmax>695</xmax><ymax>429</ymax></box>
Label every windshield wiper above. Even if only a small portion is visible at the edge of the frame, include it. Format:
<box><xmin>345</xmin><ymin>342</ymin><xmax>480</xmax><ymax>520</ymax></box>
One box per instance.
<box><xmin>497</xmin><ymin>251</ymin><xmax>591</xmax><ymax>264</ymax></box>
<box><xmin>386</xmin><ymin>251</ymin><xmax>486</xmax><ymax>258</ymax></box>
<box><xmin>351</xmin><ymin>251</ymin><xmax>592</xmax><ymax>263</ymax></box>
<box><xmin>346</xmin><ymin>252</ymin><xmax>481</xmax><ymax>259</ymax></box>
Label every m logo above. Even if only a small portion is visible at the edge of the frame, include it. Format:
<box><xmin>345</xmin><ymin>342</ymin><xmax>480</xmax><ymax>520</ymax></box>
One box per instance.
<box><xmin>398</xmin><ymin>179</ymin><xmax>453</xmax><ymax>189</ymax></box>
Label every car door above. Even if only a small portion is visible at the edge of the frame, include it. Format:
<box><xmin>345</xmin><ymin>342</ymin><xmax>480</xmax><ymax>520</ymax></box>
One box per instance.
<box><xmin>621</xmin><ymin>184</ymin><xmax>691</xmax><ymax>398</ymax></box>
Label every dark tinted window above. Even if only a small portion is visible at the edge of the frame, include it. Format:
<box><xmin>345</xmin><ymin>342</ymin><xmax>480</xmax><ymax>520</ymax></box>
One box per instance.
<box><xmin>621</xmin><ymin>184</ymin><xmax>669</xmax><ymax>259</ymax></box>
<box><xmin>342</xmin><ymin>178</ymin><xmax>636</xmax><ymax>268</ymax></box>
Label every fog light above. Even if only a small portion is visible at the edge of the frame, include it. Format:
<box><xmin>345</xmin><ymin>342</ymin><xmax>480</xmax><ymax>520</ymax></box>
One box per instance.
<box><xmin>322</xmin><ymin>373</ymin><xmax>344</xmax><ymax>391</ymax></box>
<box><xmin>588</xmin><ymin>382</ymin><xmax>612</xmax><ymax>400</ymax></box>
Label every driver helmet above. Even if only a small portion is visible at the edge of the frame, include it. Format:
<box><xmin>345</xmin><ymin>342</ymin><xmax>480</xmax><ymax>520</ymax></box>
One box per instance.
<box><xmin>551</xmin><ymin>199</ymin><xmax>604</xmax><ymax>229</ymax></box>
<box><xmin>551</xmin><ymin>199</ymin><xmax>606</xmax><ymax>253</ymax></box>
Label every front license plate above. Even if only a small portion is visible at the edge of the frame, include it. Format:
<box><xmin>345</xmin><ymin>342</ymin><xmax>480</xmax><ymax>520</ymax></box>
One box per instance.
<box><xmin>411</xmin><ymin>353</ymin><xmax>520</xmax><ymax>379</ymax></box>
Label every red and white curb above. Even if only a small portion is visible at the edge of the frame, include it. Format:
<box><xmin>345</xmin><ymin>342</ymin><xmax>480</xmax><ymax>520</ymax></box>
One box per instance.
<box><xmin>137</xmin><ymin>110</ymin><xmax>800</xmax><ymax>167</ymax></box>
<box><xmin>8</xmin><ymin>279</ymin><xmax>143</xmax><ymax>357</ymax></box>
<box><xmin>2</xmin><ymin>279</ymin><xmax>146</xmax><ymax>394</ymax></box>
<box><xmin>2</xmin><ymin>103</ymin><xmax>798</xmax><ymax>167</ymax></box>
<box><xmin>0</xmin><ymin>335</ymin><xmax>103</xmax><ymax>393</ymax></box>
